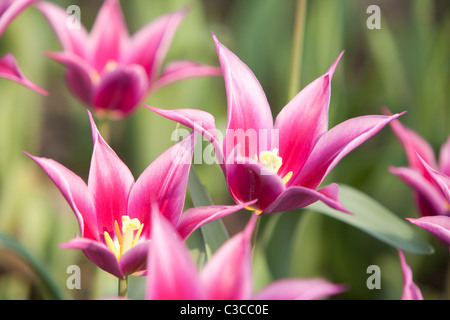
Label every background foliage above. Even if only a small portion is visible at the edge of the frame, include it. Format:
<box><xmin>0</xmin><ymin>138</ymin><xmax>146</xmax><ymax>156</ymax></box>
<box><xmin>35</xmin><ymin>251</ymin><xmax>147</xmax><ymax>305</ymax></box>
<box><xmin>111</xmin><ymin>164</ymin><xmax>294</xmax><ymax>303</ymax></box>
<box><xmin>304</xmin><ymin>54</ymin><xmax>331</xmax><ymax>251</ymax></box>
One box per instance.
<box><xmin>0</xmin><ymin>0</ymin><xmax>450</xmax><ymax>299</ymax></box>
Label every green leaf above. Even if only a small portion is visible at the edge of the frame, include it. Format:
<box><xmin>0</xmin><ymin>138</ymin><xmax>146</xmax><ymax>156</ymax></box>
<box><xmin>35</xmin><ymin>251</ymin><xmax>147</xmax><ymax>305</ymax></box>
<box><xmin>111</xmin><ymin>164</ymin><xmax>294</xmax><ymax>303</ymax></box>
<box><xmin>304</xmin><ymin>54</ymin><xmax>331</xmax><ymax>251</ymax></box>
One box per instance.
<box><xmin>0</xmin><ymin>233</ymin><xmax>64</xmax><ymax>300</ymax></box>
<box><xmin>186</xmin><ymin>166</ymin><xmax>229</xmax><ymax>262</ymax></box>
<box><xmin>307</xmin><ymin>184</ymin><xmax>434</xmax><ymax>255</ymax></box>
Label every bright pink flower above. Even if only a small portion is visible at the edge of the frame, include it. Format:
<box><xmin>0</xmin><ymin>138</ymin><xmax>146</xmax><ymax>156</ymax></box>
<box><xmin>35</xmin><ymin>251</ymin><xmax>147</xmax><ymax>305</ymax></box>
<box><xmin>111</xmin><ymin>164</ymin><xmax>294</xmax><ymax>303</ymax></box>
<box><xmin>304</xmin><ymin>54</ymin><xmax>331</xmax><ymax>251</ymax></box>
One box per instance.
<box><xmin>26</xmin><ymin>111</ymin><xmax>248</xmax><ymax>279</ymax></box>
<box><xmin>399</xmin><ymin>250</ymin><xmax>423</xmax><ymax>300</ymax></box>
<box><xmin>387</xmin><ymin>114</ymin><xmax>450</xmax><ymax>217</ymax></box>
<box><xmin>147</xmin><ymin>208</ymin><xmax>346</xmax><ymax>300</ymax></box>
<box><xmin>0</xmin><ymin>0</ymin><xmax>47</xmax><ymax>94</ymax></box>
<box><xmin>148</xmin><ymin>34</ymin><xmax>403</xmax><ymax>215</ymax></box>
<box><xmin>36</xmin><ymin>0</ymin><xmax>221</xmax><ymax>118</ymax></box>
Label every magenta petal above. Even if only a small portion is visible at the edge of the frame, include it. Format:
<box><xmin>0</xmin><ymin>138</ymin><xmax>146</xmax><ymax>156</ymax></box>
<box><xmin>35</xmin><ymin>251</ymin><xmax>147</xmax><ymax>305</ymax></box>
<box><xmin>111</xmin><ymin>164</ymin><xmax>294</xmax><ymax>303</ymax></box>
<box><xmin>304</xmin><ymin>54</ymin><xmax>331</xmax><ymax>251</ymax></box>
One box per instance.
<box><xmin>146</xmin><ymin>106</ymin><xmax>225</xmax><ymax>168</ymax></box>
<box><xmin>89</xmin><ymin>0</ymin><xmax>128</xmax><ymax>71</ymax></box>
<box><xmin>213</xmin><ymin>34</ymin><xmax>274</xmax><ymax>159</ymax></box>
<box><xmin>35</xmin><ymin>1</ymin><xmax>89</xmax><ymax>58</ymax></box>
<box><xmin>176</xmin><ymin>202</ymin><xmax>254</xmax><ymax>240</ymax></box>
<box><xmin>386</xmin><ymin>112</ymin><xmax>438</xmax><ymax>173</ymax></box>
<box><xmin>127</xmin><ymin>133</ymin><xmax>195</xmax><ymax>237</ymax></box>
<box><xmin>439</xmin><ymin>136</ymin><xmax>450</xmax><ymax>176</ymax></box>
<box><xmin>262</xmin><ymin>183</ymin><xmax>349</xmax><ymax>215</ymax></box>
<box><xmin>25</xmin><ymin>152</ymin><xmax>98</xmax><ymax>241</ymax></box>
<box><xmin>87</xmin><ymin>111</ymin><xmax>135</xmax><ymax>234</ymax></box>
<box><xmin>146</xmin><ymin>206</ymin><xmax>204</xmax><ymax>300</ymax></box>
<box><xmin>150</xmin><ymin>60</ymin><xmax>222</xmax><ymax>93</ymax></box>
<box><xmin>389</xmin><ymin>166</ymin><xmax>447</xmax><ymax>216</ymax></box>
<box><xmin>225</xmin><ymin>148</ymin><xmax>286</xmax><ymax>212</ymax></box>
<box><xmin>417</xmin><ymin>155</ymin><xmax>450</xmax><ymax>204</ymax></box>
<box><xmin>93</xmin><ymin>64</ymin><xmax>148</xmax><ymax>116</ymax></box>
<box><xmin>275</xmin><ymin>52</ymin><xmax>343</xmax><ymax>178</ymax></box>
<box><xmin>407</xmin><ymin>216</ymin><xmax>450</xmax><ymax>245</ymax></box>
<box><xmin>0</xmin><ymin>53</ymin><xmax>47</xmax><ymax>95</ymax></box>
<box><xmin>253</xmin><ymin>278</ymin><xmax>346</xmax><ymax>300</ymax></box>
<box><xmin>398</xmin><ymin>250</ymin><xmax>423</xmax><ymax>300</ymax></box>
<box><xmin>123</xmin><ymin>7</ymin><xmax>188</xmax><ymax>79</ymax></box>
<box><xmin>119</xmin><ymin>240</ymin><xmax>151</xmax><ymax>277</ymax></box>
<box><xmin>0</xmin><ymin>0</ymin><xmax>36</xmax><ymax>36</ymax></box>
<box><xmin>60</xmin><ymin>237</ymin><xmax>124</xmax><ymax>279</ymax></box>
<box><xmin>294</xmin><ymin>113</ymin><xmax>403</xmax><ymax>189</ymax></box>
<box><xmin>200</xmin><ymin>215</ymin><xmax>256</xmax><ymax>300</ymax></box>
<box><xmin>46</xmin><ymin>51</ymin><xmax>93</xmax><ymax>103</ymax></box>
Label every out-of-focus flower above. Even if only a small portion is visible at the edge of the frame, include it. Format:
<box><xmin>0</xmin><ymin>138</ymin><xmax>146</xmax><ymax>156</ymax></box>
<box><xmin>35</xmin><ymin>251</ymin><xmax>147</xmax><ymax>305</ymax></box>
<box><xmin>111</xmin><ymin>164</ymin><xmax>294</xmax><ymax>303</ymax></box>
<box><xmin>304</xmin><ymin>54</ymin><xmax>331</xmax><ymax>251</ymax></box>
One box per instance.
<box><xmin>146</xmin><ymin>208</ymin><xmax>346</xmax><ymax>300</ymax></box>
<box><xmin>26</xmin><ymin>111</ymin><xmax>248</xmax><ymax>279</ymax></box>
<box><xmin>148</xmin><ymin>34</ymin><xmax>403</xmax><ymax>215</ymax></box>
<box><xmin>36</xmin><ymin>0</ymin><xmax>221</xmax><ymax>118</ymax></box>
<box><xmin>0</xmin><ymin>0</ymin><xmax>47</xmax><ymax>94</ymax></box>
<box><xmin>387</xmin><ymin>114</ymin><xmax>450</xmax><ymax>217</ymax></box>
<box><xmin>399</xmin><ymin>250</ymin><xmax>423</xmax><ymax>300</ymax></box>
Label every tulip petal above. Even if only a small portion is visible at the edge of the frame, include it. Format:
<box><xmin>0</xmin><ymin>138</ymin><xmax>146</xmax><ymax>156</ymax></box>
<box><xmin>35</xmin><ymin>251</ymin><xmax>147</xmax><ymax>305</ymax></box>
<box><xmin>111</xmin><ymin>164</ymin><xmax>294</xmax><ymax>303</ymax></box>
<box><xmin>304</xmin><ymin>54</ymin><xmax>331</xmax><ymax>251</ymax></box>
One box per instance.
<box><xmin>293</xmin><ymin>113</ymin><xmax>403</xmax><ymax>189</ymax></box>
<box><xmin>398</xmin><ymin>250</ymin><xmax>423</xmax><ymax>300</ymax></box>
<box><xmin>0</xmin><ymin>53</ymin><xmax>48</xmax><ymax>95</ymax></box>
<box><xmin>46</xmin><ymin>51</ymin><xmax>93</xmax><ymax>103</ymax></box>
<box><xmin>176</xmin><ymin>202</ymin><xmax>254</xmax><ymax>240</ymax></box>
<box><xmin>146</xmin><ymin>106</ymin><xmax>225</xmax><ymax>167</ymax></box>
<box><xmin>127</xmin><ymin>132</ymin><xmax>195</xmax><ymax>237</ymax></box>
<box><xmin>87</xmin><ymin>111</ymin><xmax>135</xmax><ymax>234</ymax></box>
<box><xmin>146</xmin><ymin>206</ymin><xmax>204</xmax><ymax>300</ymax></box>
<box><xmin>35</xmin><ymin>1</ymin><xmax>89</xmax><ymax>58</ymax></box>
<box><xmin>89</xmin><ymin>0</ymin><xmax>128</xmax><ymax>71</ymax></box>
<box><xmin>225</xmin><ymin>147</ymin><xmax>286</xmax><ymax>212</ymax></box>
<box><xmin>213</xmin><ymin>34</ymin><xmax>274</xmax><ymax>159</ymax></box>
<box><xmin>93</xmin><ymin>64</ymin><xmax>148</xmax><ymax>116</ymax></box>
<box><xmin>439</xmin><ymin>136</ymin><xmax>450</xmax><ymax>177</ymax></box>
<box><xmin>253</xmin><ymin>278</ymin><xmax>346</xmax><ymax>300</ymax></box>
<box><xmin>123</xmin><ymin>7</ymin><xmax>188</xmax><ymax>79</ymax></box>
<box><xmin>150</xmin><ymin>60</ymin><xmax>222</xmax><ymax>93</ymax></box>
<box><xmin>389</xmin><ymin>166</ymin><xmax>448</xmax><ymax>216</ymax></box>
<box><xmin>417</xmin><ymin>154</ymin><xmax>450</xmax><ymax>205</ymax></box>
<box><xmin>0</xmin><ymin>0</ymin><xmax>36</xmax><ymax>37</ymax></box>
<box><xmin>25</xmin><ymin>153</ymin><xmax>98</xmax><ymax>240</ymax></box>
<box><xmin>119</xmin><ymin>240</ymin><xmax>151</xmax><ymax>277</ymax></box>
<box><xmin>60</xmin><ymin>237</ymin><xmax>124</xmax><ymax>279</ymax></box>
<box><xmin>200</xmin><ymin>215</ymin><xmax>256</xmax><ymax>300</ymax></box>
<box><xmin>407</xmin><ymin>216</ymin><xmax>450</xmax><ymax>245</ymax></box>
<box><xmin>385</xmin><ymin>110</ymin><xmax>438</xmax><ymax>172</ymax></box>
<box><xmin>262</xmin><ymin>183</ymin><xmax>349</xmax><ymax>215</ymax></box>
<box><xmin>275</xmin><ymin>52</ymin><xmax>343</xmax><ymax>178</ymax></box>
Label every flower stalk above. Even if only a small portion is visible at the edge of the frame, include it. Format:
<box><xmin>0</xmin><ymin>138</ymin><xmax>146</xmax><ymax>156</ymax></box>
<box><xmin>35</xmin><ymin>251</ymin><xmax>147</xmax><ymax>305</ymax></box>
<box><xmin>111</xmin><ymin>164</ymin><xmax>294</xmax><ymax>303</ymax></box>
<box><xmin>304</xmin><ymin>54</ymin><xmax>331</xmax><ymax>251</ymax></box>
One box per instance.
<box><xmin>118</xmin><ymin>276</ymin><xmax>128</xmax><ymax>298</ymax></box>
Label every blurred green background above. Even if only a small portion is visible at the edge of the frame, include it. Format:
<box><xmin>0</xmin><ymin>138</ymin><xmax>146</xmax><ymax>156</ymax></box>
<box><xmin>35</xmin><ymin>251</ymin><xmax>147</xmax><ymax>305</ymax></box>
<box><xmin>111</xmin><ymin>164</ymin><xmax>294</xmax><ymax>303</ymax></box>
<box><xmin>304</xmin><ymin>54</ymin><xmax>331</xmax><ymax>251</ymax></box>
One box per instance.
<box><xmin>1</xmin><ymin>0</ymin><xmax>450</xmax><ymax>299</ymax></box>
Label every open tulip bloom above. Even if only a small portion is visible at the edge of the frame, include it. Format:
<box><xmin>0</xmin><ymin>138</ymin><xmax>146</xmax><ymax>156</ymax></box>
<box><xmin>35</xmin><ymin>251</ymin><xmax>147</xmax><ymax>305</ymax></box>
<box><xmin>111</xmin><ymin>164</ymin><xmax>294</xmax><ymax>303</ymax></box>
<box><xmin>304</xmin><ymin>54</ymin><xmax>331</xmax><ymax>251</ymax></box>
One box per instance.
<box><xmin>36</xmin><ymin>0</ymin><xmax>221</xmax><ymax>118</ymax></box>
<box><xmin>147</xmin><ymin>207</ymin><xmax>346</xmax><ymax>300</ymax></box>
<box><xmin>148</xmin><ymin>34</ymin><xmax>403</xmax><ymax>215</ymax></box>
<box><xmin>0</xmin><ymin>0</ymin><xmax>47</xmax><ymax>94</ymax></box>
<box><xmin>26</xmin><ymin>111</ymin><xmax>249</xmax><ymax>279</ymax></box>
<box><xmin>387</xmin><ymin>115</ymin><xmax>450</xmax><ymax>248</ymax></box>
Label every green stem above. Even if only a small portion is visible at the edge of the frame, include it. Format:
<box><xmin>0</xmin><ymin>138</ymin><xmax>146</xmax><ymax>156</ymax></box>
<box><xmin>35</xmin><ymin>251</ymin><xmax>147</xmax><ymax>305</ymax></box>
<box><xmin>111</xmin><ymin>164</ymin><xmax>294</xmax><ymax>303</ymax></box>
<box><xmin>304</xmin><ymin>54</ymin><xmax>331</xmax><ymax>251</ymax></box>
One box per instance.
<box><xmin>118</xmin><ymin>276</ymin><xmax>128</xmax><ymax>298</ymax></box>
<box><xmin>288</xmin><ymin>0</ymin><xmax>308</xmax><ymax>100</ymax></box>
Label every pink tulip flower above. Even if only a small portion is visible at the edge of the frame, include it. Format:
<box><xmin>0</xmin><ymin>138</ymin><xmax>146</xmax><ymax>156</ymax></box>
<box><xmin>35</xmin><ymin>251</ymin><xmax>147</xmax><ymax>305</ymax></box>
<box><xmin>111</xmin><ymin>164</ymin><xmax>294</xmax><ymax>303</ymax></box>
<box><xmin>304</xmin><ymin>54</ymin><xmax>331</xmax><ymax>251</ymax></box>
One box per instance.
<box><xmin>0</xmin><ymin>0</ymin><xmax>47</xmax><ymax>94</ymax></box>
<box><xmin>148</xmin><ymin>34</ymin><xmax>403</xmax><ymax>215</ymax></box>
<box><xmin>387</xmin><ymin>115</ymin><xmax>450</xmax><ymax>248</ymax></box>
<box><xmin>387</xmin><ymin>114</ymin><xmax>450</xmax><ymax>217</ymax></box>
<box><xmin>147</xmin><ymin>208</ymin><xmax>346</xmax><ymax>300</ymax></box>
<box><xmin>399</xmin><ymin>250</ymin><xmax>423</xmax><ymax>300</ymax></box>
<box><xmin>26</xmin><ymin>111</ymin><xmax>249</xmax><ymax>279</ymax></box>
<box><xmin>36</xmin><ymin>0</ymin><xmax>221</xmax><ymax>118</ymax></box>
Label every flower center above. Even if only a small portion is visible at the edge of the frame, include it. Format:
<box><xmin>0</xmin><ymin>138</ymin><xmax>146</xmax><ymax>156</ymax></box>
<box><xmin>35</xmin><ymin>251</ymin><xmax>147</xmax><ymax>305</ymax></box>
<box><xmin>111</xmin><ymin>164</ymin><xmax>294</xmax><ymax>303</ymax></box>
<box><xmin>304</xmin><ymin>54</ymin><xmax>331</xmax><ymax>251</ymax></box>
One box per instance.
<box><xmin>103</xmin><ymin>215</ymin><xmax>144</xmax><ymax>260</ymax></box>
<box><xmin>254</xmin><ymin>148</ymin><xmax>293</xmax><ymax>184</ymax></box>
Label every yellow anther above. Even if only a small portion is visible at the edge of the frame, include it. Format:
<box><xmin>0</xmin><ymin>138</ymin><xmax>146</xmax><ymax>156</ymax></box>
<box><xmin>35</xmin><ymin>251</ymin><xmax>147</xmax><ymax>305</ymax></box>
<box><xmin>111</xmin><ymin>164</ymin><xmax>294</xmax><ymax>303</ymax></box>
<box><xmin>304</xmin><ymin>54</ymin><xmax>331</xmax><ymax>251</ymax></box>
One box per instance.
<box><xmin>257</xmin><ymin>148</ymin><xmax>282</xmax><ymax>174</ymax></box>
<box><xmin>104</xmin><ymin>60</ymin><xmax>118</xmax><ymax>72</ymax></box>
<box><xmin>282</xmin><ymin>171</ymin><xmax>293</xmax><ymax>185</ymax></box>
<box><xmin>245</xmin><ymin>206</ymin><xmax>262</xmax><ymax>215</ymax></box>
<box><xmin>104</xmin><ymin>215</ymin><xmax>144</xmax><ymax>260</ymax></box>
<box><xmin>89</xmin><ymin>69</ymin><xmax>101</xmax><ymax>85</ymax></box>
<box><xmin>104</xmin><ymin>231</ymin><xmax>119</xmax><ymax>258</ymax></box>
<box><xmin>114</xmin><ymin>220</ymin><xmax>122</xmax><ymax>247</ymax></box>
<box><xmin>132</xmin><ymin>223</ymin><xmax>144</xmax><ymax>247</ymax></box>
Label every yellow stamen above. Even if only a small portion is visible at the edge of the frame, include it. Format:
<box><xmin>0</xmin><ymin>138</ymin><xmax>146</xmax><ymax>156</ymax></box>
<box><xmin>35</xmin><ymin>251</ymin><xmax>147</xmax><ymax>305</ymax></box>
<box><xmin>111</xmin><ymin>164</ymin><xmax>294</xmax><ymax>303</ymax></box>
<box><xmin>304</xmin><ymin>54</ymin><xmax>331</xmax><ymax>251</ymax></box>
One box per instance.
<box><xmin>245</xmin><ymin>206</ymin><xmax>262</xmax><ymax>215</ymax></box>
<box><xmin>282</xmin><ymin>171</ymin><xmax>293</xmax><ymax>184</ymax></box>
<box><xmin>132</xmin><ymin>223</ymin><xmax>144</xmax><ymax>247</ymax></box>
<box><xmin>114</xmin><ymin>220</ymin><xmax>122</xmax><ymax>247</ymax></box>
<box><xmin>89</xmin><ymin>69</ymin><xmax>101</xmax><ymax>85</ymax></box>
<box><xmin>104</xmin><ymin>231</ymin><xmax>119</xmax><ymax>258</ymax></box>
<box><xmin>104</xmin><ymin>60</ymin><xmax>118</xmax><ymax>72</ymax></box>
<box><xmin>258</xmin><ymin>148</ymin><xmax>282</xmax><ymax>174</ymax></box>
